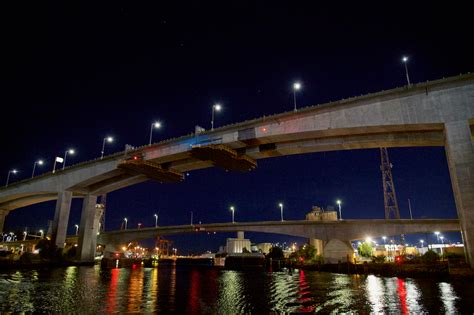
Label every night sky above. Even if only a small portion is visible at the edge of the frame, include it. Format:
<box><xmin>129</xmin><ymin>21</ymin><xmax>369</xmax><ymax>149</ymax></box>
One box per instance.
<box><xmin>1</xmin><ymin>2</ymin><xmax>472</xmax><ymax>253</ymax></box>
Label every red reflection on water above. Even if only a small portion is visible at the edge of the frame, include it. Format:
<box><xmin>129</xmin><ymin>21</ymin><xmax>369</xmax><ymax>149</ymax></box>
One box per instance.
<box><xmin>397</xmin><ymin>278</ymin><xmax>408</xmax><ymax>315</ymax></box>
<box><xmin>299</xmin><ymin>269</ymin><xmax>306</xmax><ymax>284</ymax></box>
<box><xmin>187</xmin><ymin>269</ymin><xmax>200</xmax><ymax>314</ymax></box>
<box><xmin>107</xmin><ymin>268</ymin><xmax>120</xmax><ymax>313</ymax></box>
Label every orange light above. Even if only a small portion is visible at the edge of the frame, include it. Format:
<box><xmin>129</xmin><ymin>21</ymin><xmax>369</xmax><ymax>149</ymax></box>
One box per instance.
<box><xmin>261</xmin><ymin>127</ymin><xmax>267</xmax><ymax>132</ymax></box>
<box><xmin>133</xmin><ymin>156</ymin><xmax>139</xmax><ymax>160</ymax></box>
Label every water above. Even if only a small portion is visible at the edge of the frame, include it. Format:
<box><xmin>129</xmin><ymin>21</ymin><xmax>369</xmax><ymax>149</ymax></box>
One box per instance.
<box><xmin>1</xmin><ymin>266</ymin><xmax>473</xmax><ymax>313</ymax></box>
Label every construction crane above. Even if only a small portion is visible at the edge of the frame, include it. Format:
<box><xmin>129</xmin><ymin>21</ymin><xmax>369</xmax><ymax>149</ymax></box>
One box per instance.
<box><xmin>380</xmin><ymin>148</ymin><xmax>405</xmax><ymax>254</ymax></box>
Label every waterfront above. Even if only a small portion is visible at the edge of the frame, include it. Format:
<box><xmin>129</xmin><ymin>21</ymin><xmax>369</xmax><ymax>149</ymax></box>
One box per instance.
<box><xmin>1</xmin><ymin>266</ymin><xmax>473</xmax><ymax>313</ymax></box>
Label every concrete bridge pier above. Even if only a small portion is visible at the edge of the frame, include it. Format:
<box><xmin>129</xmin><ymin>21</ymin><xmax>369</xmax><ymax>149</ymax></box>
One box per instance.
<box><xmin>445</xmin><ymin>120</ymin><xmax>474</xmax><ymax>268</ymax></box>
<box><xmin>309</xmin><ymin>238</ymin><xmax>324</xmax><ymax>256</ymax></box>
<box><xmin>51</xmin><ymin>191</ymin><xmax>72</xmax><ymax>249</ymax></box>
<box><xmin>0</xmin><ymin>209</ymin><xmax>8</xmax><ymax>234</ymax></box>
<box><xmin>76</xmin><ymin>194</ymin><xmax>98</xmax><ymax>262</ymax></box>
<box><xmin>323</xmin><ymin>239</ymin><xmax>355</xmax><ymax>264</ymax></box>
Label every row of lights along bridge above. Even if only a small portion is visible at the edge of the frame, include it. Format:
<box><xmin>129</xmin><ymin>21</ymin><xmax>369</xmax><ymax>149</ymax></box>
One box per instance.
<box><xmin>4</xmin><ymin>56</ymin><xmax>412</xmax><ymax>187</ymax></box>
<box><xmin>119</xmin><ymin>200</ymin><xmax>344</xmax><ymax>229</ymax></box>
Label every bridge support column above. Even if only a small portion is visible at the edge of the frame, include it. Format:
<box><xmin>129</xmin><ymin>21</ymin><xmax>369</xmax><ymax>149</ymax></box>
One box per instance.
<box><xmin>323</xmin><ymin>239</ymin><xmax>354</xmax><ymax>264</ymax></box>
<box><xmin>445</xmin><ymin>120</ymin><xmax>474</xmax><ymax>268</ymax></box>
<box><xmin>51</xmin><ymin>191</ymin><xmax>72</xmax><ymax>249</ymax></box>
<box><xmin>309</xmin><ymin>238</ymin><xmax>324</xmax><ymax>256</ymax></box>
<box><xmin>76</xmin><ymin>194</ymin><xmax>98</xmax><ymax>263</ymax></box>
<box><xmin>90</xmin><ymin>204</ymin><xmax>104</xmax><ymax>259</ymax></box>
<box><xmin>0</xmin><ymin>209</ymin><xmax>9</xmax><ymax>234</ymax></box>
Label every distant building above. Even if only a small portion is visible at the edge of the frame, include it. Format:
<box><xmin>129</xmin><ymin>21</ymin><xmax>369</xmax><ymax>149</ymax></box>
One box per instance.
<box><xmin>226</xmin><ymin>238</ymin><xmax>251</xmax><ymax>254</ymax></box>
<box><xmin>225</xmin><ymin>231</ymin><xmax>251</xmax><ymax>254</ymax></box>
<box><xmin>256</xmin><ymin>243</ymin><xmax>272</xmax><ymax>254</ymax></box>
<box><xmin>305</xmin><ymin>206</ymin><xmax>337</xmax><ymax>221</ymax></box>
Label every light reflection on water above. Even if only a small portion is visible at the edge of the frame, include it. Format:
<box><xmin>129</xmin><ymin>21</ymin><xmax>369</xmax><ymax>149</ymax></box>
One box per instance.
<box><xmin>0</xmin><ymin>266</ymin><xmax>473</xmax><ymax>313</ymax></box>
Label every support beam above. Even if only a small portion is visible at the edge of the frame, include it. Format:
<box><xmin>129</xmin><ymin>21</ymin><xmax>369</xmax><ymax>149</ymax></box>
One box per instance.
<box><xmin>309</xmin><ymin>238</ymin><xmax>324</xmax><ymax>256</ymax></box>
<box><xmin>76</xmin><ymin>194</ymin><xmax>98</xmax><ymax>262</ymax></box>
<box><xmin>51</xmin><ymin>191</ymin><xmax>72</xmax><ymax>248</ymax></box>
<box><xmin>0</xmin><ymin>209</ymin><xmax>9</xmax><ymax>234</ymax></box>
<box><xmin>445</xmin><ymin>120</ymin><xmax>474</xmax><ymax>268</ymax></box>
<box><xmin>89</xmin><ymin>204</ymin><xmax>104</xmax><ymax>260</ymax></box>
<box><xmin>323</xmin><ymin>239</ymin><xmax>354</xmax><ymax>264</ymax></box>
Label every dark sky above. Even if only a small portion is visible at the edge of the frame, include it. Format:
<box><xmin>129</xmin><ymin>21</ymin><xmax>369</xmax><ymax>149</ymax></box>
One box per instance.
<box><xmin>1</xmin><ymin>2</ymin><xmax>472</xmax><ymax>253</ymax></box>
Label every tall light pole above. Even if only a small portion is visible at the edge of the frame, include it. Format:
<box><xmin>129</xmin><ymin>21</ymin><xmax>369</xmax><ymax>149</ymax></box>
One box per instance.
<box><xmin>39</xmin><ymin>229</ymin><xmax>44</xmax><ymax>239</ymax></box>
<box><xmin>420</xmin><ymin>239</ymin><xmax>424</xmax><ymax>248</ymax></box>
<box><xmin>154</xmin><ymin>213</ymin><xmax>158</xmax><ymax>228</ymax></box>
<box><xmin>149</xmin><ymin>121</ymin><xmax>162</xmax><ymax>145</ymax></box>
<box><xmin>293</xmin><ymin>82</ymin><xmax>301</xmax><ymax>111</ymax></box>
<box><xmin>408</xmin><ymin>198</ymin><xmax>413</xmax><ymax>219</ymax></box>
<box><xmin>230</xmin><ymin>206</ymin><xmax>235</xmax><ymax>224</ymax></box>
<box><xmin>190</xmin><ymin>211</ymin><xmax>194</xmax><ymax>226</ymax></box>
<box><xmin>63</xmin><ymin>149</ymin><xmax>75</xmax><ymax>170</ymax></box>
<box><xmin>336</xmin><ymin>200</ymin><xmax>342</xmax><ymax>220</ymax></box>
<box><xmin>440</xmin><ymin>235</ymin><xmax>445</xmax><ymax>256</ymax></box>
<box><xmin>382</xmin><ymin>236</ymin><xmax>387</xmax><ymax>245</ymax></box>
<box><xmin>101</xmin><ymin>136</ymin><xmax>114</xmax><ymax>159</ymax></box>
<box><xmin>124</xmin><ymin>218</ymin><xmax>128</xmax><ymax>230</ymax></box>
<box><xmin>5</xmin><ymin>169</ymin><xmax>18</xmax><ymax>187</ymax></box>
<box><xmin>402</xmin><ymin>56</ymin><xmax>411</xmax><ymax>86</ymax></box>
<box><xmin>434</xmin><ymin>231</ymin><xmax>440</xmax><ymax>243</ymax></box>
<box><xmin>211</xmin><ymin>104</ymin><xmax>222</xmax><ymax>131</ymax></box>
<box><xmin>31</xmin><ymin>160</ymin><xmax>44</xmax><ymax>178</ymax></box>
<box><xmin>278</xmin><ymin>203</ymin><xmax>284</xmax><ymax>221</ymax></box>
<box><xmin>75</xmin><ymin>224</ymin><xmax>79</xmax><ymax>235</ymax></box>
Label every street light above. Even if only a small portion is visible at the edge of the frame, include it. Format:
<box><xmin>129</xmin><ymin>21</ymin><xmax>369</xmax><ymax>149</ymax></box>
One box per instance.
<box><xmin>293</xmin><ymin>82</ymin><xmax>301</xmax><ymax>111</ymax></box>
<box><xmin>75</xmin><ymin>224</ymin><xmax>79</xmax><ymax>235</ymax></box>
<box><xmin>402</xmin><ymin>56</ymin><xmax>411</xmax><ymax>86</ymax></box>
<box><xmin>211</xmin><ymin>104</ymin><xmax>222</xmax><ymax>130</ymax></box>
<box><xmin>101</xmin><ymin>136</ymin><xmax>114</xmax><ymax>159</ymax></box>
<box><xmin>138</xmin><ymin>223</ymin><xmax>142</xmax><ymax>229</ymax></box>
<box><xmin>124</xmin><ymin>218</ymin><xmax>128</xmax><ymax>230</ymax></box>
<box><xmin>149</xmin><ymin>121</ymin><xmax>162</xmax><ymax>145</ymax></box>
<box><xmin>154</xmin><ymin>214</ymin><xmax>158</xmax><ymax>228</ymax></box>
<box><xmin>5</xmin><ymin>169</ymin><xmax>18</xmax><ymax>187</ymax></box>
<box><xmin>230</xmin><ymin>206</ymin><xmax>235</xmax><ymax>224</ymax></box>
<box><xmin>420</xmin><ymin>239</ymin><xmax>424</xmax><ymax>247</ymax></box>
<box><xmin>31</xmin><ymin>160</ymin><xmax>44</xmax><ymax>178</ymax></box>
<box><xmin>39</xmin><ymin>229</ymin><xmax>44</xmax><ymax>239</ymax></box>
<box><xmin>336</xmin><ymin>200</ymin><xmax>342</xmax><ymax>220</ymax></box>
<box><xmin>382</xmin><ymin>236</ymin><xmax>387</xmax><ymax>245</ymax></box>
<box><xmin>434</xmin><ymin>231</ymin><xmax>440</xmax><ymax>243</ymax></box>
<box><xmin>278</xmin><ymin>203</ymin><xmax>284</xmax><ymax>221</ymax></box>
<box><xmin>63</xmin><ymin>149</ymin><xmax>75</xmax><ymax>170</ymax></box>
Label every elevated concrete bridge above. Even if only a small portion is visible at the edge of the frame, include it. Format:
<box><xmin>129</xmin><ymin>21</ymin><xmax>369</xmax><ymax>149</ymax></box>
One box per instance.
<box><xmin>0</xmin><ymin>74</ymin><xmax>472</xmax><ymax>265</ymax></box>
<box><xmin>1</xmin><ymin>219</ymin><xmax>460</xmax><ymax>264</ymax></box>
<box><xmin>97</xmin><ymin>219</ymin><xmax>460</xmax><ymax>245</ymax></box>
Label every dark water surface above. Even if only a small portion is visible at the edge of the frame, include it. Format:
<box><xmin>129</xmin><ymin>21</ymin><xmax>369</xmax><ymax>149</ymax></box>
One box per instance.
<box><xmin>1</xmin><ymin>265</ymin><xmax>473</xmax><ymax>313</ymax></box>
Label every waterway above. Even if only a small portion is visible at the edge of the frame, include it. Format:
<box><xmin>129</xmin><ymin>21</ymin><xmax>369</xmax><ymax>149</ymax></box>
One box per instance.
<box><xmin>0</xmin><ymin>265</ymin><xmax>473</xmax><ymax>313</ymax></box>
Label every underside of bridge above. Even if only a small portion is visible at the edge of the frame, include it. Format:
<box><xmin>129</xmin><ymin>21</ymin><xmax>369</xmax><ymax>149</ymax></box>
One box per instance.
<box><xmin>118</xmin><ymin>158</ymin><xmax>184</xmax><ymax>183</ymax></box>
<box><xmin>190</xmin><ymin>144</ymin><xmax>257</xmax><ymax>172</ymax></box>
